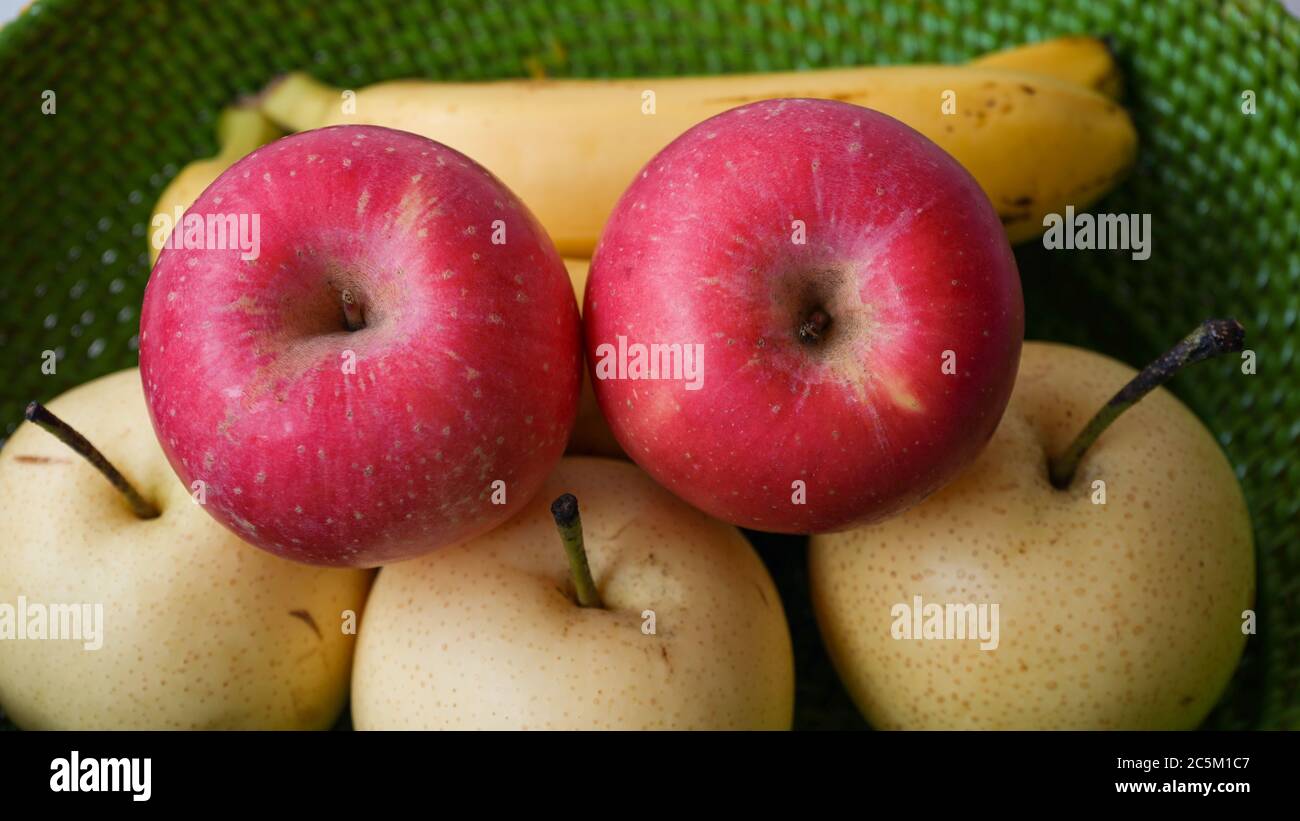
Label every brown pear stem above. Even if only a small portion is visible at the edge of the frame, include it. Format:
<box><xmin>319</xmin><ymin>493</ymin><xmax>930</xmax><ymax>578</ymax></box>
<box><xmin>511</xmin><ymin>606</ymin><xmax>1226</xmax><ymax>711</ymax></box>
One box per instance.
<box><xmin>1048</xmin><ymin>318</ymin><xmax>1245</xmax><ymax>489</ymax></box>
<box><xmin>550</xmin><ymin>493</ymin><xmax>603</xmax><ymax>609</ymax></box>
<box><xmin>24</xmin><ymin>402</ymin><xmax>161</xmax><ymax>519</ymax></box>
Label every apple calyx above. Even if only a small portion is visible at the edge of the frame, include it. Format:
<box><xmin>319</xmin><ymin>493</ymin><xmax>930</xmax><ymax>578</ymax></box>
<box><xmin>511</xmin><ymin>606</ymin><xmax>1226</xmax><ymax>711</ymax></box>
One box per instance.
<box><xmin>24</xmin><ymin>401</ymin><xmax>161</xmax><ymax>520</ymax></box>
<box><xmin>798</xmin><ymin>308</ymin><xmax>832</xmax><ymax>345</ymax></box>
<box><xmin>1048</xmin><ymin>318</ymin><xmax>1245</xmax><ymax>489</ymax></box>
<box><xmin>549</xmin><ymin>493</ymin><xmax>604</xmax><ymax>609</ymax></box>
<box><xmin>340</xmin><ymin>287</ymin><xmax>366</xmax><ymax>331</ymax></box>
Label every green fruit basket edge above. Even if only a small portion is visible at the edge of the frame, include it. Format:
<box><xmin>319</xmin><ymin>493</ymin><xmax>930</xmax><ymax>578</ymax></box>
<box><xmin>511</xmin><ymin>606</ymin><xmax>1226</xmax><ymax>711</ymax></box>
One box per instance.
<box><xmin>0</xmin><ymin>0</ymin><xmax>1296</xmax><ymax>730</ymax></box>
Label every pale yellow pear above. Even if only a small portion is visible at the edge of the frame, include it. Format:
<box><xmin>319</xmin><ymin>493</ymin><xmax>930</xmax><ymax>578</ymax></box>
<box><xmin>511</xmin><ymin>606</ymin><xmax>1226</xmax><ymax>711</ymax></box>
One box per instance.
<box><xmin>0</xmin><ymin>369</ymin><xmax>373</xmax><ymax>729</ymax></box>
<box><xmin>809</xmin><ymin>341</ymin><xmax>1254</xmax><ymax>729</ymax></box>
<box><xmin>352</xmin><ymin>457</ymin><xmax>794</xmax><ymax>729</ymax></box>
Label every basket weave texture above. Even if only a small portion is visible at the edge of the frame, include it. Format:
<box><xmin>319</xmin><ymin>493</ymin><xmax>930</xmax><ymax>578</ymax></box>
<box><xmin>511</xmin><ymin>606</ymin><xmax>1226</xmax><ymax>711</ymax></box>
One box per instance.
<box><xmin>0</xmin><ymin>0</ymin><xmax>1295</xmax><ymax>729</ymax></box>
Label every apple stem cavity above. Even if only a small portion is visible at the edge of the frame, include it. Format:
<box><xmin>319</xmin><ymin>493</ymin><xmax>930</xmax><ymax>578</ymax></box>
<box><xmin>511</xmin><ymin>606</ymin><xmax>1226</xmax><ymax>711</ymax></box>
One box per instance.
<box><xmin>340</xmin><ymin>288</ymin><xmax>366</xmax><ymax>331</ymax></box>
<box><xmin>24</xmin><ymin>401</ymin><xmax>162</xmax><ymax>520</ymax></box>
<box><xmin>1048</xmin><ymin>318</ymin><xmax>1245</xmax><ymax>489</ymax></box>
<box><xmin>549</xmin><ymin>493</ymin><xmax>604</xmax><ymax>609</ymax></box>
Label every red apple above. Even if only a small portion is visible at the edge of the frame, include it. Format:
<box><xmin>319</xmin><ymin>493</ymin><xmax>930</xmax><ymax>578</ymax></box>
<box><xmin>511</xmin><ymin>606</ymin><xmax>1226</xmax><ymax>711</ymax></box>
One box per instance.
<box><xmin>585</xmin><ymin>99</ymin><xmax>1022</xmax><ymax>533</ymax></box>
<box><xmin>140</xmin><ymin>125</ymin><xmax>581</xmax><ymax>566</ymax></box>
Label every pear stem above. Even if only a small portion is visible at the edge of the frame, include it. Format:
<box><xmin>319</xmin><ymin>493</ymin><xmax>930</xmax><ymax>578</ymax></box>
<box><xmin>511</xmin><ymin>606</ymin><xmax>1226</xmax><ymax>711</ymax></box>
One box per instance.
<box><xmin>550</xmin><ymin>493</ymin><xmax>603</xmax><ymax>609</ymax></box>
<box><xmin>24</xmin><ymin>402</ymin><xmax>161</xmax><ymax>520</ymax></box>
<box><xmin>1048</xmin><ymin>318</ymin><xmax>1245</xmax><ymax>489</ymax></box>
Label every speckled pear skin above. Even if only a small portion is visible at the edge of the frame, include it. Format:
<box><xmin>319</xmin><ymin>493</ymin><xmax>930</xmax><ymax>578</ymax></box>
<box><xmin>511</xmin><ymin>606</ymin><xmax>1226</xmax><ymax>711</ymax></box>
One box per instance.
<box><xmin>809</xmin><ymin>341</ymin><xmax>1254</xmax><ymax>729</ymax></box>
<box><xmin>0</xmin><ymin>369</ymin><xmax>374</xmax><ymax>729</ymax></box>
<box><xmin>352</xmin><ymin>456</ymin><xmax>795</xmax><ymax>729</ymax></box>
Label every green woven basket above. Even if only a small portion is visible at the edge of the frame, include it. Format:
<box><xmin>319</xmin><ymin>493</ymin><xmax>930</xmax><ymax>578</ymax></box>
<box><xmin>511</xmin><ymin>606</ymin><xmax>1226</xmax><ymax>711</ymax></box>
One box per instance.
<box><xmin>0</xmin><ymin>0</ymin><xmax>1296</xmax><ymax>730</ymax></box>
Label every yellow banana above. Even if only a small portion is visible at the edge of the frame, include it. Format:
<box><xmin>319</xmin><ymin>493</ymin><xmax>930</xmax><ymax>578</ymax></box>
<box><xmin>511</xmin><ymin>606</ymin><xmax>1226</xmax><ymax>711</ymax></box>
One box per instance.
<box><xmin>153</xmin><ymin>38</ymin><xmax>1123</xmax><ymax>261</ymax></box>
<box><xmin>262</xmin><ymin>66</ymin><xmax>1135</xmax><ymax>251</ymax></box>
<box><xmin>148</xmin><ymin>105</ymin><xmax>282</xmax><ymax>264</ymax></box>
<box><xmin>561</xmin><ymin>257</ymin><xmax>626</xmax><ymax>459</ymax></box>
<box><xmin>973</xmin><ymin>36</ymin><xmax>1122</xmax><ymax>101</ymax></box>
<box><xmin>563</xmin><ymin>257</ymin><xmax>589</xmax><ymax>307</ymax></box>
<box><xmin>261</xmin><ymin>60</ymin><xmax>1134</xmax><ymax>252</ymax></box>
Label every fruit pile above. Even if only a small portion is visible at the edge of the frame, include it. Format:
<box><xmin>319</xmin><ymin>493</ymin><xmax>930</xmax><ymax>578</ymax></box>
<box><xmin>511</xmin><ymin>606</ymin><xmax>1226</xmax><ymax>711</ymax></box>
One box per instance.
<box><xmin>0</xmin><ymin>38</ymin><xmax>1254</xmax><ymax>730</ymax></box>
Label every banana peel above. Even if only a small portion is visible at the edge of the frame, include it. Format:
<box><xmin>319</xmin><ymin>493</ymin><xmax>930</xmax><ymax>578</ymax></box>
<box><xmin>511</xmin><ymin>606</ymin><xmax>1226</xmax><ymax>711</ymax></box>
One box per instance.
<box><xmin>258</xmin><ymin>42</ymin><xmax>1135</xmax><ymax>252</ymax></box>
